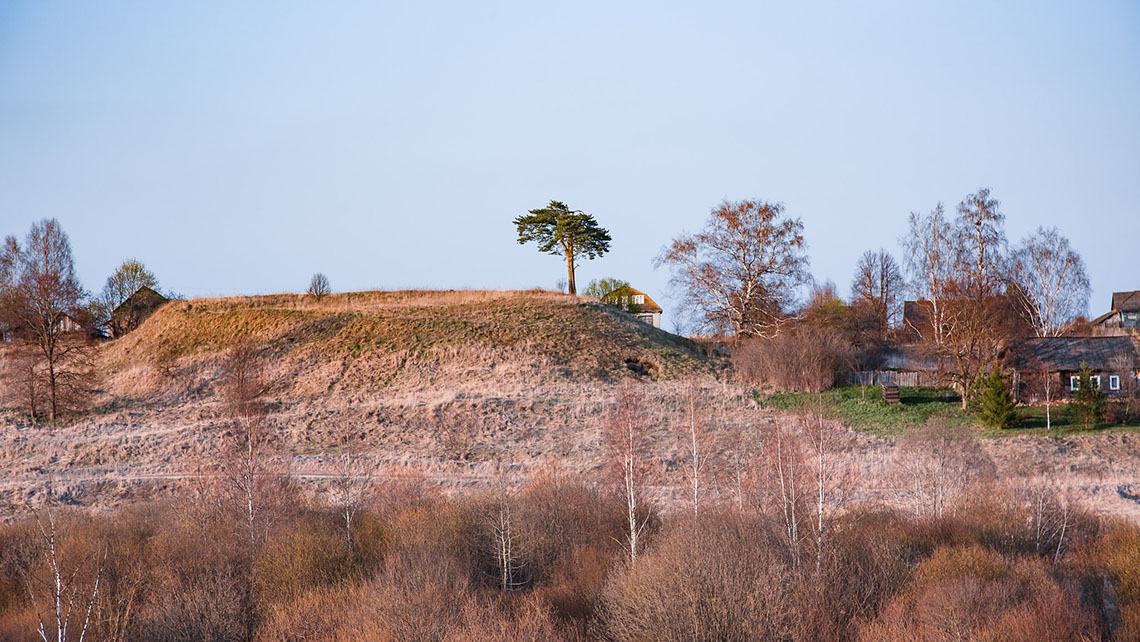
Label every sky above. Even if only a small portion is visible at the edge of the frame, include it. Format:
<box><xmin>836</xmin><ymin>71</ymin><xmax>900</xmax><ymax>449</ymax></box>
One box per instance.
<box><xmin>1</xmin><ymin>1</ymin><xmax>1137</xmax><ymax>330</ymax></box>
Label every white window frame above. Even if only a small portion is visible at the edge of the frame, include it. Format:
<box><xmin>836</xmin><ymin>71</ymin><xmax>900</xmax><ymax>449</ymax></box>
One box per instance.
<box><xmin>1090</xmin><ymin>375</ymin><xmax>1101</xmax><ymax>389</ymax></box>
<box><xmin>1110</xmin><ymin>375</ymin><xmax>1121</xmax><ymax>391</ymax></box>
<box><xmin>633</xmin><ymin>294</ymin><xmax>645</xmax><ymax>305</ymax></box>
<box><xmin>1070</xmin><ymin>376</ymin><xmax>1080</xmax><ymax>391</ymax></box>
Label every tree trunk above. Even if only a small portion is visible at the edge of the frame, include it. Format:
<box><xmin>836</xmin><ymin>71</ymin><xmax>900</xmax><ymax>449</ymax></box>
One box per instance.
<box><xmin>47</xmin><ymin>358</ymin><xmax>57</xmax><ymax>421</ymax></box>
<box><xmin>565</xmin><ymin>252</ymin><xmax>576</xmax><ymax>295</ymax></box>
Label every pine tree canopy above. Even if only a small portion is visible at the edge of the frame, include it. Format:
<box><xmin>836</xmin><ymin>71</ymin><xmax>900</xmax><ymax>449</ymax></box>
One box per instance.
<box><xmin>514</xmin><ymin>201</ymin><xmax>612</xmax><ymax>262</ymax></box>
<box><xmin>977</xmin><ymin>364</ymin><xmax>1019</xmax><ymax>430</ymax></box>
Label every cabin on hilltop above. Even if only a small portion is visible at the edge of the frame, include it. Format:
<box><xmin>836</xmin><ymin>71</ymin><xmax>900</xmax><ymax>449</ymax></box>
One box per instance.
<box><xmin>110</xmin><ymin>286</ymin><xmax>168</xmax><ymax>337</ymax></box>
<box><xmin>1092</xmin><ymin>290</ymin><xmax>1140</xmax><ymax>335</ymax></box>
<box><xmin>602</xmin><ymin>285</ymin><xmax>663</xmax><ymax>328</ymax></box>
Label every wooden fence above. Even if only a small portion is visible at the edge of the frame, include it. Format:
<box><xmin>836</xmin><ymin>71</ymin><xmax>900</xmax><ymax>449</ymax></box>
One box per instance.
<box><xmin>845</xmin><ymin>370</ymin><xmax>944</xmax><ymax>387</ymax></box>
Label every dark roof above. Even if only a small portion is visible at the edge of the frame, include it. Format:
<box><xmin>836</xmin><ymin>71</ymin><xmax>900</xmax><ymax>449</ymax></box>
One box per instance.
<box><xmin>1091</xmin><ymin>310</ymin><xmax>1116</xmax><ymax>326</ymax></box>
<box><xmin>1006</xmin><ymin>336</ymin><xmax>1140</xmax><ymax>372</ymax></box>
<box><xmin>880</xmin><ymin>345</ymin><xmax>945</xmax><ymax>372</ymax></box>
<box><xmin>1113</xmin><ymin>291</ymin><xmax>1140</xmax><ymax>313</ymax></box>
<box><xmin>110</xmin><ymin>286</ymin><xmax>167</xmax><ymax>318</ymax></box>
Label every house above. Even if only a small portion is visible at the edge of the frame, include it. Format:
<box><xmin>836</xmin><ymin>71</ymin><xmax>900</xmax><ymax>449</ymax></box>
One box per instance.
<box><xmin>52</xmin><ymin>312</ymin><xmax>86</xmax><ymax>334</ymax></box>
<box><xmin>110</xmin><ymin>286</ymin><xmax>168</xmax><ymax>337</ymax></box>
<box><xmin>602</xmin><ymin>285</ymin><xmax>663</xmax><ymax>328</ymax></box>
<box><xmin>1092</xmin><ymin>290</ymin><xmax>1140</xmax><ymax>335</ymax></box>
<box><xmin>1005</xmin><ymin>336</ymin><xmax>1140</xmax><ymax>400</ymax></box>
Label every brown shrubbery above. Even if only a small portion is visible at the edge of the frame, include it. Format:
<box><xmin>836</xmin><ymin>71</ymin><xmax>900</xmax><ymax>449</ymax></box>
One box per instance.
<box><xmin>0</xmin><ymin>475</ymin><xmax>1133</xmax><ymax>641</ymax></box>
<box><xmin>734</xmin><ymin>325</ymin><xmax>854</xmax><ymax>392</ymax></box>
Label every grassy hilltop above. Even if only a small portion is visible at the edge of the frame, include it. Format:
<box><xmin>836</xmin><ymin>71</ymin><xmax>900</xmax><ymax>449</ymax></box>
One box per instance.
<box><xmin>100</xmin><ymin>289</ymin><xmax>711</xmax><ymax>396</ymax></box>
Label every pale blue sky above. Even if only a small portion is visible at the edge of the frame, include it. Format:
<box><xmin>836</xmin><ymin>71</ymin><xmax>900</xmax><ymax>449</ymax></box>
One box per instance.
<box><xmin>1</xmin><ymin>1</ymin><xmax>1137</xmax><ymax>328</ymax></box>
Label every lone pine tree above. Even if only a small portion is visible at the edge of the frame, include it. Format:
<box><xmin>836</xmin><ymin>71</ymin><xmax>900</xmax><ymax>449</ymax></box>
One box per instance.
<box><xmin>976</xmin><ymin>365</ymin><xmax>1020</xmax><ymax>430</ymax></box>
<box><xmin>514</xmin><ymin>201</ymin><xmax>611</xmax><ymax>295</ymax></box>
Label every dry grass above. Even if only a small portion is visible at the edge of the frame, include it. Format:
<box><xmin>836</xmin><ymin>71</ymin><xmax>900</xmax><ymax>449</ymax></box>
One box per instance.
<box><xmin>97</xmin><ymin>289</ymin><xmax>711</xmax><ymax>394</ymax></box>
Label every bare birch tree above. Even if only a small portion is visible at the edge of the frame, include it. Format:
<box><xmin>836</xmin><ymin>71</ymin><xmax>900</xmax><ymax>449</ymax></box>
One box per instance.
<box><xmin>1010</xmin><ymin>226</ymin><xmax>1090</xmax><ymax>337</ymax></box>
<box><xmin>802</xmin><ymin>401</ymin><xmax>854</xmax><ymax>572</ymax></box>
<box><xmin>901</xmin><ymin>203</ymin><xmax>955</xmax><ymax>347</ymax></box>
<box><xmin>657</xmin><ymin>199</ymin><xmax>808</xmax><ymax>338</ymax></box>
<box><xmin>217</xmin><ymin>341</ymin><xmax>280</xmax><ymax>550</ymax></box>
<box><xmin>23</xmin><ymin>511</ymin><xmax>104</xmax><ymax>642</ymax></box>
<box><xmin>680</xmin><ymin>381</ymin><xmax>709</xmax><ymax>516</ymax></box>
<box><xmin>486</xmin><ymin>471</ymin><xmax>525</xmax><ymax>592</ymax></box>
<box><xmin>850</xmin><ymin>248</ymin><xmax>904</xmax><ymax>340</ymax></box>
<box><xmin>605</xmin><ymin>385</ymin><xmax>651</xmax><ymax>564</ymax></box>
<box><xmin>767</xmin><ymin>420</ymin><xmax>807</xmax><ymax>569</ymax></box>
<box><xmin>332</xmin><ymin>429</ymin><xmax>370</xmax><ymax>551</ymax></box>
<box><xmin>3</xmin><ymin>220</ymin><xmax>88</xmax><ymax>420</ymax></box>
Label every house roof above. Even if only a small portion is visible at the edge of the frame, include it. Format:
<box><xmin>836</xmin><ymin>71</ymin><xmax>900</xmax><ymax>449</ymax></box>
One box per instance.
<box><xmin>604</xmin><ymin>285</ymin><xmax>663</xmax><ymax>314</ymax></box>
<box><xmin>1112</xmin><ymin>291</ymin><xmax>1140</xmax><ymax>313</ymax></box>
<box><xmin>1006</xmin><ymin>336</ymin><xmax>1140</xmax><ymax>372</ymax></box>
<box><xmin>880</xmin><ymin>345</ymin><xmax>945</xmax><ymax>372</ymax></box>
<box><xmin>110</xmin><ymin>286</ymin><xmax>167</xmax><ymax>318</ymax></box>
<box><xmin>1091</xmin><ymin>310</ymin><xmax>1117</xmax><ymax>326</ymax></box>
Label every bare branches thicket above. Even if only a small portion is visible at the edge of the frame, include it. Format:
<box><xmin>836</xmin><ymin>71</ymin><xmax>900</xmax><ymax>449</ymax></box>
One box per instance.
<box><xmin>604</xmin><ymin>385</ymin><xmax>652</xmax><ymax>565</ymax></box>
<box><xmin>734</xmin><ymin>324</ymin><xmax>854</xmax><ymax>393</ymax></box>
<box><xmin>1010</xmin><ymin>226</ymin><xmax>1090</xmax><ymax>337</ymax></box>
<box><xmin>307</xmin><ymin>273</ymin><xmax>330</xmax><ymax>301</ymax></box>
<box><xmin>2</xmin><ymin>342</ymin><xmax>44</xmax><ymax>422</ymax></box>
<box><xmin>657</xmin><ymin>199</ymin><xmax>808</xmax><ymax>338</ymax></box>
<box><xmin>898</xmin><ymin>420</ymin><xmax>992</xmax><ymax>519</ymax></box>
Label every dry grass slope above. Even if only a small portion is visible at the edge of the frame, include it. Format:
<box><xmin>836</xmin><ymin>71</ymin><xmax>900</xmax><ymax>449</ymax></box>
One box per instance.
<box><xmin>100</xmin><ymin>289</ymin><xmax>710</xmax><ymax>395</ymax></box>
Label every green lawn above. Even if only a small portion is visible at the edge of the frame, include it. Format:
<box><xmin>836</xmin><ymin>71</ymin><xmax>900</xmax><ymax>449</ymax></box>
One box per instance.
<box><xmin>757</xmin><ymin>385</ymin><xmax>1140</xmax><ymax>437</ymax></box>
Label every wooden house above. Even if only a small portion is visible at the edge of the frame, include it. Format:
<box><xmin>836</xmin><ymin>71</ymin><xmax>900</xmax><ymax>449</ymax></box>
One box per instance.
<box><xmin>602</xmin><ymin>286</ymin><xmax>663</xmax><ymax>328</ymax></box>
<box><xmin>1005</xmin><ymin>336</ymin><xmax>1140</xmax><ymax>400</ymax></box>
<box><xmin>110</xmin><ymin>286</ymin><xmax>168</xmax><ymax>337</ymax></box>
<box><xmin>1092</xmin><ymin>290</ymin><xmax>1140</xmax><ymax>335</ymax></box>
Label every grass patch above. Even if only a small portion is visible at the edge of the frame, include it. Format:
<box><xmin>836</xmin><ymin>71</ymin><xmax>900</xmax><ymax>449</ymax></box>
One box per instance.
<box><xmin>758</xmin><ymin>385</ymin><xmax>1140</xmax><ymax>437</ymax></box>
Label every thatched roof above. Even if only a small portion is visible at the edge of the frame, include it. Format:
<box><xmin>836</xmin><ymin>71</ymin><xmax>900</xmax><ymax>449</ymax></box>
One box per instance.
<box><xmin>1006</xmin><ymin>336</ymin><xmax>1140</xmax><ymax>372</ymax></box>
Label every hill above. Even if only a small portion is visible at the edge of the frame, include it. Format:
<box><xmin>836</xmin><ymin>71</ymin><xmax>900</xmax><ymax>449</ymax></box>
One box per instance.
<box><xmin>0</xmin><ymin>289</ymin><xmax>725</xmax><ymax>515</ymax></box>
<box><xmin>101</xmin><ymin>289</ymin><xmax>711</xmax><ymax>397</ymax></box>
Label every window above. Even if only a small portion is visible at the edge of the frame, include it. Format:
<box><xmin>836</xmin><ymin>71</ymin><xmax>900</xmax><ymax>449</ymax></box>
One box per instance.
<box><xmin>1123</xmin><ymin>312</ymin><xmax>1139</xmax><ymax>327</ymax></box>
<box><xmin>1110</xmin><ymin>375</ymin><xmax>1121</xmax><ymax>391</ymax></box>
<box><xmin>1090</xmin><ymin>375</ymin><xmax>1101</xmax><ymax>389</ymax></box>
<box><xmin>1070</xmin><ymin>376</ymin><xmax>1080</xmax><ymax>391</ymax></box>
<box><xmin>633</xmin><ymin>294</ymin><xmax>645</xmax><ymax>305</ymax></box>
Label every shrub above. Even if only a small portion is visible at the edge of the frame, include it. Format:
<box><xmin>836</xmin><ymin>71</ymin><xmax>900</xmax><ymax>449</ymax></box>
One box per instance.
<box><xmin>1068</xmin><ymin>362</ymin><xmax>1106</xmax><ymax>429</ymax></box>
<box><xmin>734</xmin><ymin>324</ymin><xmax>854</xmax><ymax>392</ymax></box>
<box><xmin>600</xmin><ymin>511</ymin><xmax>795</xmax><ymax>641</ymax></box>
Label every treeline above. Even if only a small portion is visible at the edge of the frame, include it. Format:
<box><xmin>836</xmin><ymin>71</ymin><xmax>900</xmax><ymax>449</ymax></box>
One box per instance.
<box><xmin>674</xmin><ymin>191</ymin><xmax>1096</xmax><ymax>403</ymax></box>
<box><xmin>0</xmin><ymin>470</ymin><xmax>1136</xmax><ymax>641</ymax></box>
